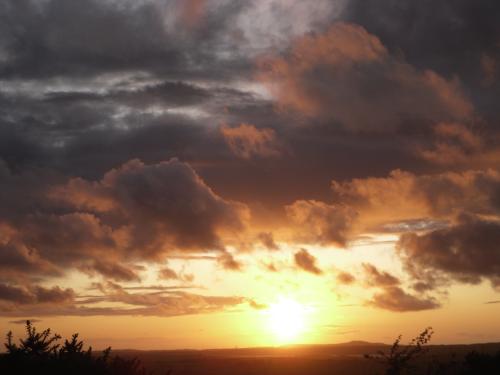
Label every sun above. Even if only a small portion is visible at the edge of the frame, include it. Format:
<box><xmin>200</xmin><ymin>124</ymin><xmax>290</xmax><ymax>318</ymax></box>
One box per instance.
<box><xmin>266</xmin><ymin>297</ymin><xmax>307</xmax><ymax>343</ymax></box>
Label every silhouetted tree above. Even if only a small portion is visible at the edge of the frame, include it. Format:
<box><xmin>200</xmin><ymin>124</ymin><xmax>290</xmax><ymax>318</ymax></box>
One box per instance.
<box><xmin>5</xmin><ymin>319</ymin><xmax>61</xmax><ymax>356</ymax></box>
<box><xmin>365</xmin><ymin>327</ymin><xmax>434</xmax><ymax>375</ymax></box>
<box><xmin>0</xmin><ymin>320</ymin><xmax>152</xmax><ymax>375</ymax></box>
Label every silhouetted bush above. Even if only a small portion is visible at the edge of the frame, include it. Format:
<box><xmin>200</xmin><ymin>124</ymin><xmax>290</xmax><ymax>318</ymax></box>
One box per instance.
<box><xmin>365</xmin><ymin>327</ymin><xmax>434</xmax><ymax>375</ymax></box>
<box><xmin>366</xmin><ymin>328</ymin><xmax>500</xmax><ymax>375</ymax></box>
<box><xmin>0</xmin><ymin>320</ymin><xmax>150</xmax><ymax>375</ymax></box>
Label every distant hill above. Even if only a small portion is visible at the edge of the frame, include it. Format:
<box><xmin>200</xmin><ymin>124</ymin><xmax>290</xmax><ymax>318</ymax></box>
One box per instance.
<box><xmin>115</xmin><ymin>340</ymin><xmax>500</xmax><ymax>357</ymax></box>
<box><xmin>113</xmin><ymin>342</ymin><xmax>500</xmax><ymax>375</ymax></box>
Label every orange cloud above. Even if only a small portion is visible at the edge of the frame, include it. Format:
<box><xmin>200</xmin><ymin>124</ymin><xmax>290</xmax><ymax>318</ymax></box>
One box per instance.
<box><xmin>294</xmin><ymin>248</ymin><xmax>322</xmax><ymax>275</ymax></box>
<box><xmin>180</xmin><ymin>0</ymin><xmax>206</xmax><ymax>28</ymax></box>
<box><xmin>417</xmin><ymin>122</ymin><xmax>500</xmax><ymax>168</ymax></box>
<box><xmin>362</xmin><ymin>263</ymin><xmax>400</xmax><ymax>287</ymax></box>
<box><xmin>336</xmin><ymin>271</ymin><xmax>356</xmax><ymax>285</ymax></box>
<box><xmin>258</xmin><ymin>22</ymin><xmax>473</xmax><ymax>130</ymax></box>
<box><xmin>367</xmin><ymin>286</ymin><xmax>440</xmax><ymax>312</ymax></box>
<box><xmin>285</xmin><ymin>200</ymin><xmax>357</xmax><ymax>247</ymax></box>
<box><xmin>220</xmin><ymin>123</ymin><xmax>281</xmax><ymax>159</ymax></box>
<box><xmin>330</xmin><ymin>168</ymin><xmax>500</xmax><ymax>227</ymax></box>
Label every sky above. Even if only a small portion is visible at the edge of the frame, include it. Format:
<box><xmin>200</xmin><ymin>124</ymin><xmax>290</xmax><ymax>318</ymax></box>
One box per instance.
<box><xmin>1</xmin><ymin>0</ymin><xmax>500</xmax><ymax>349</ymax></box>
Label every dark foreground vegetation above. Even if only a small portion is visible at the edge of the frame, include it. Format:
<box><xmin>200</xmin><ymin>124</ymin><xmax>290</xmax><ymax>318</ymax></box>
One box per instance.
<box><xmin>2</xmin><ymin>322</ymin><xmax>500</xmax><ymax>375</ymax></box>
<box><xmin>365</xmin><ymin>327</ymin><xmax>500</xmax><ymax>374</ymax></box>
<box><xmin>0</xmin><ymin>320</ymin><xmax>156</xmax><ymax>375</ymax></box>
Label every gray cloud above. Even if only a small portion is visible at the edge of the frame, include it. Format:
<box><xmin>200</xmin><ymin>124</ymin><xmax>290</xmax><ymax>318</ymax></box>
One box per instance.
<box><xmin>362</xmin><ymin>263</ymin><xmax>400</xmax><ymax>287</ymax></box>
<box><xmin>258</xmin><ymin>22</ymin><xmax>472</xmax><ymax>132</ymax></box>
<box><xmin>397</xmin><ymin>213</ymin><xmax>500</xmax><ymax>290</ymax></box>
<box><xmin>367</xmin><ymin>285</ymin><xmax>440</xmax><ymax>312</ymax></box>
<box><xmin>0</xmin><ymin>284</ymin><xmax>75</xmax><ymax>305</ymax></box>
<box><xmin>0</xmin><ymin>281</ymin><xmax>247</xmax><ymax>318</ymax></box>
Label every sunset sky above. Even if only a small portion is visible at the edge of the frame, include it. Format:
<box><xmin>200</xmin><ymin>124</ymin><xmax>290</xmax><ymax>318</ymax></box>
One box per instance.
<box><xmin>1</xmin><ymin>0</ymin><xmax>500</xmax><ymax>350</ymax></box>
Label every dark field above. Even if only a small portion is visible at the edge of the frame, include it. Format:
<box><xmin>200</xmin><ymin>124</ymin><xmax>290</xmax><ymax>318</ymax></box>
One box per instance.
<box><xmin>115</xmin><ymin>342</ymin><xmax>500</xmax><ymax>375</ymax></box>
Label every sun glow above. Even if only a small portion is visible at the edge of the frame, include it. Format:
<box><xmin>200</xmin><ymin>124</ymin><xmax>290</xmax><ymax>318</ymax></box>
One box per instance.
<box><xmin>266</xmin><ymin>297</ymin><xmax>308</xmax><ymax>343</ymax></box>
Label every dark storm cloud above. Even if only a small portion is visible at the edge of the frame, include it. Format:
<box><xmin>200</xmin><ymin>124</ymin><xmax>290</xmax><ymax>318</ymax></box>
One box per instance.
<box><xmin>1</xmin><ymin>0</ymin><xmax>500</xmax><ymax>318</ymax></box>
<box><xmin>341</xmin><ymin>1</ymin><xmax>500</xmax><ymax>79</ymax></box>
<box><xmin>0</xmin><ymin>1</ymin><xmax>461</xmax><ymax>212</ymax></box>
<box><xmin>44</xmin><ymin>81</ymin><xmax>211</xmax><ymax>108</ymax></box>
<box><xmin>0</xmin><ymin>0</ymin><xmax>249</xmax><ymax>80</ymax></box>
<box><xmin>341</xmin><ymin>0</ymin><xmax>500</xmax><ymax>122</ymax></box>
<box><xmin>0</xmin><ymin>158</ymin><xmax>248</xmax><ymax>285</ymax></box>
<box><xmin>54</xmin><ymin>158</ymin><xmax>248</xmax><ymax>255</ymax></box>
<box><xmin>397</xmin><ymin>213</ymin><xmax>500</xmax><ymax>291</ymax></box>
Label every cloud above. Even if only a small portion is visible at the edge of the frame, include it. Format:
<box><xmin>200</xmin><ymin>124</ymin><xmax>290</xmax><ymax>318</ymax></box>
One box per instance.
<box><xmin>286</xmin><ymin>200</ymin><xmax>357</xmax><ymax>247</ymax></box>
<box><xmin>397</xmin><ymin>213</ymin><xmax>500</xmax><ymax>290</ymax></box>
<box><xmin>0</xmin><ymin>158</ymin><xmax>248</xmax><ymax>287</ymax></box>
<box><xmin>54</xmin><ymin>158</ymin><xmax>248</xmax><ymax>258</ymax></box>
<box><xmin>0</xmin><ymin>0</ymin><xmax>248</xmax><ymax>80</ymax></box>
<box><xmin>360</xmin><ymin>264</ymin><xmax>439</xmax><ymax>312</ymax></box>
<box><xmin>220</xmin><ymin>123</ymin><xmax>281</xmax><ymax>159</ymax></box>
<box><xmin>294</xmin><ymin>248</ymin><xmax>322</xmax><ymax>275</ymax></box>
<box><xmin>362</xmin><ymin>263</ymin><xmax>400</xmax><ymax>287</ymax></box>
<box><xmin>264</xmin><ymin>262</ymin><xmax>278</xmax><ymax>273</ymax></box>
<box><xmin>367</xmin><ymin>285</ymin><xmax>440</xmax><ymax>312</ymax></box>
<box><xmin>417</xmin><ymin>123</ymin><xmax>498</xmax><ymax>167</ymax></box>
<box><xmin>9</xmin><ymin>319</ymin><xmax>42</xmax><ymax>324</ymax></box>
<box><xmin>180</xmin><ymin>0</ymin><xmax>207</xmax><ymax>28</ymax></box>
<box><xmin>248</xmin><ymin>299</ymin><xmax>267</xmax><ymax>310</ymax></box>
<box><xmin>257</xmin><ymin>232</ymin><xmax>279</xmax><ymax>251</ymax></box>
<box><xmin>342</xmin><ymin>0</ymin><xmax>500</xmax><ymax>126</ymax></box>
<box><xmin>481</xmin><ymin>54</ymin><xmax>497</xmax><ymax>87</ymax></box>
<box><xmin>0</xmin><ymin>0</ymin><xmax>499</xmax><ymax>320</ymax></box>
<box><xmin>258</xmin><ymin>22</ymin><xmax>472</xmax><ymax>131</ymax></box>
<box><xmin>330</xmin><ymin>168</ymin><xmax>500</xmax><ymax>227</ymax></box>
<box><xmin>82</xmin><ymin>260</ymin><xmax>141</xmax><ymax>282</ymax></box>
<box><xmin>0</xmin><ymin>282</ymin><xmax>247</xmax><ymax>318</ymax></box>
<box><xmin>0</xmin><ymin>284</ymin><xmax>75</xmax><ymax>305</ymax></box>
<box><xmin>158</xmin><ymin>267</ymin><xmax>179</xmax><ymax>280</ymax></box>
<box><xmin>0</xmin><ymin>237</ymin><xmax>62</xmax><ymax>278</ymax></box>
<box><xmin>336</xmin><ymin>271</ymin><xmax>356</xmax><ymax>285</ymax></box>
<box><xmin>217</xmin><ymin>251</ymin><xmax>243</xmax><ymax>271</ymax></box>
<box><xmin>341</xmin><ymin>1</ymin><xmax>500</xmax><ymax>82</ymax></box>
<box><xmin>286</xmin><ymin>168</ymin><xmax>500</xmax><ymax>249</ymax></box>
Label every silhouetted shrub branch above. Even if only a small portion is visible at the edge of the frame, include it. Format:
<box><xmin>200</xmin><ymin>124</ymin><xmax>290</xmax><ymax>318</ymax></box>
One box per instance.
<box><xmin>365</xmin><ymin>327</ymin><xmax>434</xmax><ymax>375</ymax></box>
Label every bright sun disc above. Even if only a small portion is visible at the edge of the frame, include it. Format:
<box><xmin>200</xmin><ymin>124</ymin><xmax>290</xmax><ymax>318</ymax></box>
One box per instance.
<box><xmin>267</xmin><ymin>297</ymin><xmax>307</xmax><ymax>343</ymax></box>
